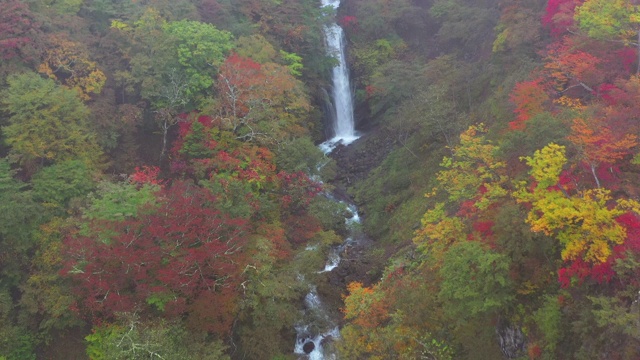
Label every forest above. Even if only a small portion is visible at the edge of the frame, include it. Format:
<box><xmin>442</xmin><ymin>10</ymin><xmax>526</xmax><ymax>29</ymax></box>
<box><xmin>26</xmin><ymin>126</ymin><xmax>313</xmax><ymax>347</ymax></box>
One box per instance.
<box><xmin>1</xmin><ymin>0</ymin><xmax>640</xmax><ymax>359</ymax></box>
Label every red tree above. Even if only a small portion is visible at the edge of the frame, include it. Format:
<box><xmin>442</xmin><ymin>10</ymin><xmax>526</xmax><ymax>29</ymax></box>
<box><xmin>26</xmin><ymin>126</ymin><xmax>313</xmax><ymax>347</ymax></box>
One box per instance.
<box><xmin>0</xmin><ymin>0</ymin><xmax>39</xmax><ymax>60</ymax></box>
<box><xmin>542</xmin><ymin>0</ymin><xmax>585</xmax><ymax>37</ymax></box>
<box><xmin>63</xmin><ymin>182</ymin><xmax>248</xmax><ymax>334</ymax></box>
<box><xmin>509</xmin><ymin>79</ymin><xmax>549</xmax><ymax>130</ymax></box>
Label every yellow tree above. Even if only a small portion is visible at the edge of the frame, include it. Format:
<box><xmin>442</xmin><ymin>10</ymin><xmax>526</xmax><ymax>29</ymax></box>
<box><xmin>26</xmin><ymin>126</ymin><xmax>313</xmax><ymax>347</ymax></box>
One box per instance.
<box><xmin>38</xmin><ymin>34</ymin><xmax>106</xmax><ymax>101</ymax></box>
<box><xmin>414</xmin><ymin>124</ymin><xmax>508</xmax><ymax>267</ymax></box>
<box><xmin>436</xmin><ymin>124</ymin><xmax>508</xmax><ymax>209</ymax></box>
<box><xmin>515</xmin><ymin>143</ymin><xmax>639</xmax><ymax>263</ymax></box>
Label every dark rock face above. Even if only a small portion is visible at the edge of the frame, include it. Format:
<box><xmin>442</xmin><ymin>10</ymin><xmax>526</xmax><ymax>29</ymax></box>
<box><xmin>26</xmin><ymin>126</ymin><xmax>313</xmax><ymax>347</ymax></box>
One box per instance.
<box><xmin>303</xmin><ymin>341</ymin><xmax>315</xmax><ymax>354</ymax></box>
<box><xmin>497</xmin><ymin>322</ymin><xmax>526</xmax><ymax>359</ymax></box>
<box><xmin>329</xmin><ymin>129</ymin><xmax>396</xmax><ymax>189</ymax></box>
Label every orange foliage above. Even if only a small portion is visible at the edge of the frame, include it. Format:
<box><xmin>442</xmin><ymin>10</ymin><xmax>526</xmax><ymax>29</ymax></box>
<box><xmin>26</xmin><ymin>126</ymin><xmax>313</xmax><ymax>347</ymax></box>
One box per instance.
<box><xmin>544</xmin><ymin>36</ymin><xmax>604</xmax><ymax>92</ymax></box>
<box><xmin>568</xmin><ymin>116</ymin><xmax>637</xmax><ymax>168</ymax></box>
<box><xmin>186</xmin><ymin>289</ymin><xmax>238</xmax><ymax>335</ymax></box>
<box><xmin>343</xmin><ymin>282</ymin><xmax>390</xmax><ymax>329</ymax></box>
<box><xmin>216</xmin><ymin>53</ymin><xmax>309</xmax><ymax>144</ymax></box>
<box><xmin>38</xmin><ymin>34</ymin><xmax>106</xmax><ymax>100</ymax></box>
<box><xmin>509</xmin><ymin>79</ymin><xmax>549</xmax><ymax>130</ymax></box>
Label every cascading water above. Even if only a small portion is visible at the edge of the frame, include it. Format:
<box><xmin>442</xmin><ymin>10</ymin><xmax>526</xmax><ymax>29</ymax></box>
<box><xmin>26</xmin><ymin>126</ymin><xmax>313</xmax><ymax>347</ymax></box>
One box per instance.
<box><xmin>294</xmin><ymin>2</ymin><xmax>360</xmax><ymax>357</ymax></box>
<box><xmin>294</xmin><ymin>200</ymin><xmax>361</xmax><ymax>359</ymax></box>
<box><xmin>319</xmin><ymin>0</ymin><xmax>359</xmax><ymax>153</ymax></box>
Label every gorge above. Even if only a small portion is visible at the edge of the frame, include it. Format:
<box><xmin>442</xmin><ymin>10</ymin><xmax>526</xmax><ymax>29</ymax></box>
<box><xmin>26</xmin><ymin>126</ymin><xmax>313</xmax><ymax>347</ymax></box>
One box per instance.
<box><xmin>294</xmin><ymin>0</ymin><xmax>361</xmax><ymax>357</ymax></box>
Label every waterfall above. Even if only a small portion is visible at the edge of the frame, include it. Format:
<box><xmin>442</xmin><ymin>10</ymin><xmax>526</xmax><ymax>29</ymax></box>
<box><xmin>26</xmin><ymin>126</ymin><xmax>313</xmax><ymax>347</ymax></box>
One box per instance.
<box><xmin>319</xmin><ymin>0</ymin><xmax>359</xmax><ymax>153</ymax></box>
<box><xmin>293</xmin><ymin>2</ymin><xmax>360</xmax><ymax>357</ymax></box>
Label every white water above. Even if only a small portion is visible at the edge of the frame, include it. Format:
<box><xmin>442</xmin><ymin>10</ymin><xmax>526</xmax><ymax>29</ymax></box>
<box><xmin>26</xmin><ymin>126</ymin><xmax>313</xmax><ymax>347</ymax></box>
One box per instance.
<box><xmin>294</xmin><ymin>288</ymin><xmax>340</xmax><ymax>359</ymax></box>
<box><xmin>319</xmin><ymin>0</ymin><xmax>359</xmax><ymax>153</ymax></box>
<box><xmin>319</xmin><ymin>203</ymin><xmax>360</xmax><ymax>273</ymax></box>
<box><xmin>294</xmin><ymin>1</ymin><xmax>360</xmax><ymax>356</ymax></box>
<box><xmin>295</xmin><ymin>197</ymin><xmax>361</xmax><ymax>359</ymax></box>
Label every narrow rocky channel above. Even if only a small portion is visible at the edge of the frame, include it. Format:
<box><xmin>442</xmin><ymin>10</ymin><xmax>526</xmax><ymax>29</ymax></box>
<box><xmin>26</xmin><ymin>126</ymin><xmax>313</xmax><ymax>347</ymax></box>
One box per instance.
<box><xmin>292</xmin><ymin>0</ymin><xmax>361</xmax><ymax>357</ymax></box>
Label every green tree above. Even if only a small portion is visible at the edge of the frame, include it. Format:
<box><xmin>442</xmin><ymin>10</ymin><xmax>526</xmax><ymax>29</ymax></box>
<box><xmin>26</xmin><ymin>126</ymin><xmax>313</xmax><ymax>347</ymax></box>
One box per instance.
<box><xmin>83</xmin><ymin>180</ymin><xmax>158</xmax><ymax>221</ymax></box>
<box><xmin>533</xmin><ymin>295</ymin><xmax>563</xmax><ymax>353</ymax></box>
<box><xmin>163</xmin><ymin>19</ymin><xmax>234</xmax><ymax>102</ymax></box>
<box><xmin>112</xmin><ymin>13</ymin><xmax>234</xmax><ymax>159</ymax></box>
<box><xmin>275</xmin><ymin>137</ymin><xmax>331</xmax><ymax>177</ymax></box>
<box><xmin>19</xmin><ymin>218</ymin><xmax>83</xmax><ymax>344</ymax></box>
<box><xmin>439</xmin><ymin>241</ymin><xmax>513</xmax><ymax>319</ymax></box>
<box><xmin>0</xmin><ymin>159</ymin><xmax>40</xmax><ymax>254</ymax></box>
<box><xmin>31</xmin><ymin>160</ymin><xmax>97</xmax><ymax>216</ymax></box>
<box><xmin>0</xmin><ymin>161</ymin><xmax>40</xmax><ymax>360</ymax></box>
<box><xmin>234</xmin><ymin>34</ymin><xmax>277</xmax><ymax>63</ymax></box>
<box><xmin>85</xmin><ymin>315</ymin><xmax>229</xmax><ymax>360</ymax></box>
<box><xmin>114</xmin><ymin>14</ymin><xmax>234</xmax><ymax>107</ymax></box>
<box><xmin>430</xmin><ymin>0</ymin><xmax>500</xmax><ymax>54</ymax></box>
<box><xmin>1</xmin><ymin>73</ymin><xmax>102</xmax><ymax>168</ymax></box>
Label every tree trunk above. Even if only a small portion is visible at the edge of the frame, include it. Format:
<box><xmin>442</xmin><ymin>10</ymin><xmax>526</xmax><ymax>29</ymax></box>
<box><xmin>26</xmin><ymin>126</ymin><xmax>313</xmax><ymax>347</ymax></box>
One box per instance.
<box><xmin>590</xmin><ymin>163</ymin><xmax>601</xmax><ymax>189</ymax></box>
<box><xmin>637</xmin><ymin>29</ymin><xmax>640</xmax><ymax>75</ymax></box>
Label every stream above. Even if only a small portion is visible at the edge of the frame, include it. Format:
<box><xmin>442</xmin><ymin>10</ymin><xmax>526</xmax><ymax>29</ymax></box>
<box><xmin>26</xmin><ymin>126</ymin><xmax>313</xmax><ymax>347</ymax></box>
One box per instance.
<box><xmin>294</xmin><ymin>199</ymin><xmax>361</xmax><ymax>359</ymax></box>
<box><xmin>293</xmin><ymin>0</ymin><xmax>359</xmax><ymax>358</ymax></box>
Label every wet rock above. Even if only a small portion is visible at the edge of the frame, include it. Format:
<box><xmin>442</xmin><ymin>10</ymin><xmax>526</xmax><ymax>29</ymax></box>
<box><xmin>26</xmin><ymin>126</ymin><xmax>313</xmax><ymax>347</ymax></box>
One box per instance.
<box><xmin>303</xmin><ymin>341</ymin><xmax>315</xmax><ymax>354</ymax></box>
<box><xmin>497</xmin><ymin>321</ymin><xmax>526</xmax><ymax>359</ymax></box>
<box><xmin>328</xmin><ymin>125</ymin><xmax>397</xmax><ymax>191</ymax></box>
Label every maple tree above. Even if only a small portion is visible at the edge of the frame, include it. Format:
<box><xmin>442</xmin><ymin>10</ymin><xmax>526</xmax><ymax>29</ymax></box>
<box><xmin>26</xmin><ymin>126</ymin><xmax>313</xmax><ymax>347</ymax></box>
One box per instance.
<box><xmin>343</xmin><ymin>282</ymin><xmax>390</xmax><ymax>329</ymax></box>
<box><xmin>542</xmin><ymin>0</ymin><xmax>584</xmax><ymax>36</ymax></box>
<box><xmin>544</xmin><ymin>36</ymin><xmax>606</xmax><ymax>94</ymax></box>
<box><xmin>435</xmin><ymin>124</ymin><xmax>508</xmax><ymax>210</ymax></box>
<box><xmin>414</xmin><ymin>124</ymin><xmax>510</xmax><ymax>270</ymax></box>
<box><xmin>515</xmin><ymin>143</ymin><xmax>639</xmax><ymax>264</ymax></box>
<box><xmin>0</xmin><ymin>0</ymin><xmax>40</xmax><ymax>61</ymax></box>
<box><xmin>63</xmin><ymin>182</ymin><xmax>249</xmax><ymax>334</ymax></box>
<box><xmin>508</xmin><ymin>79</ymin><xmax>550</xmax><ymax>130</ymax></box>
<box><xmin>567</xmin><ymin>115</ymin><xmax>637</xmax><ymax>187</ymax></box>
<box><xmin>339</xmin><ymin>267</ymin><xmax>452</xmax><ymax>359</ymax></box>
<box><xmin>216</xmin><ymin>53</ymin><xmax>310</xmax><ymax>145</ymax></box>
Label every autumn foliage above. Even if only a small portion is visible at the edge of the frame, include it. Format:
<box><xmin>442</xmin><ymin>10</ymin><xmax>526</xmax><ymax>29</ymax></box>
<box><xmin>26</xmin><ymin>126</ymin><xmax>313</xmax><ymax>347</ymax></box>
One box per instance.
<box><xmin>542</xmin><ymin>0</ymin><xmax>584</xmax><ymax>37</ymax></box>
<box><xmin>0</xmin><ymin>0</ymin><xmax>39</xmax><ymax>60</ymax></box>
<box><xmin>63</xmin><ymin>182</ymin><xmax>248</xmax><ymax>334</ymax></box>
<box><xmin>509</xmin><ymin>79</ymin><xmax>549</xmax><ymax>130</ymax></box>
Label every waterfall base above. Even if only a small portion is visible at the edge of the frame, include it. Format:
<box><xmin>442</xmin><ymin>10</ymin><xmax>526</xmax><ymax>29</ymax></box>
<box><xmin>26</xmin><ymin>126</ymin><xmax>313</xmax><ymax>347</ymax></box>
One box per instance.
<box><xmin>319</xmin><ymin>135</ymin><xmax>360</xmax><ymax>154</ymax></box>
